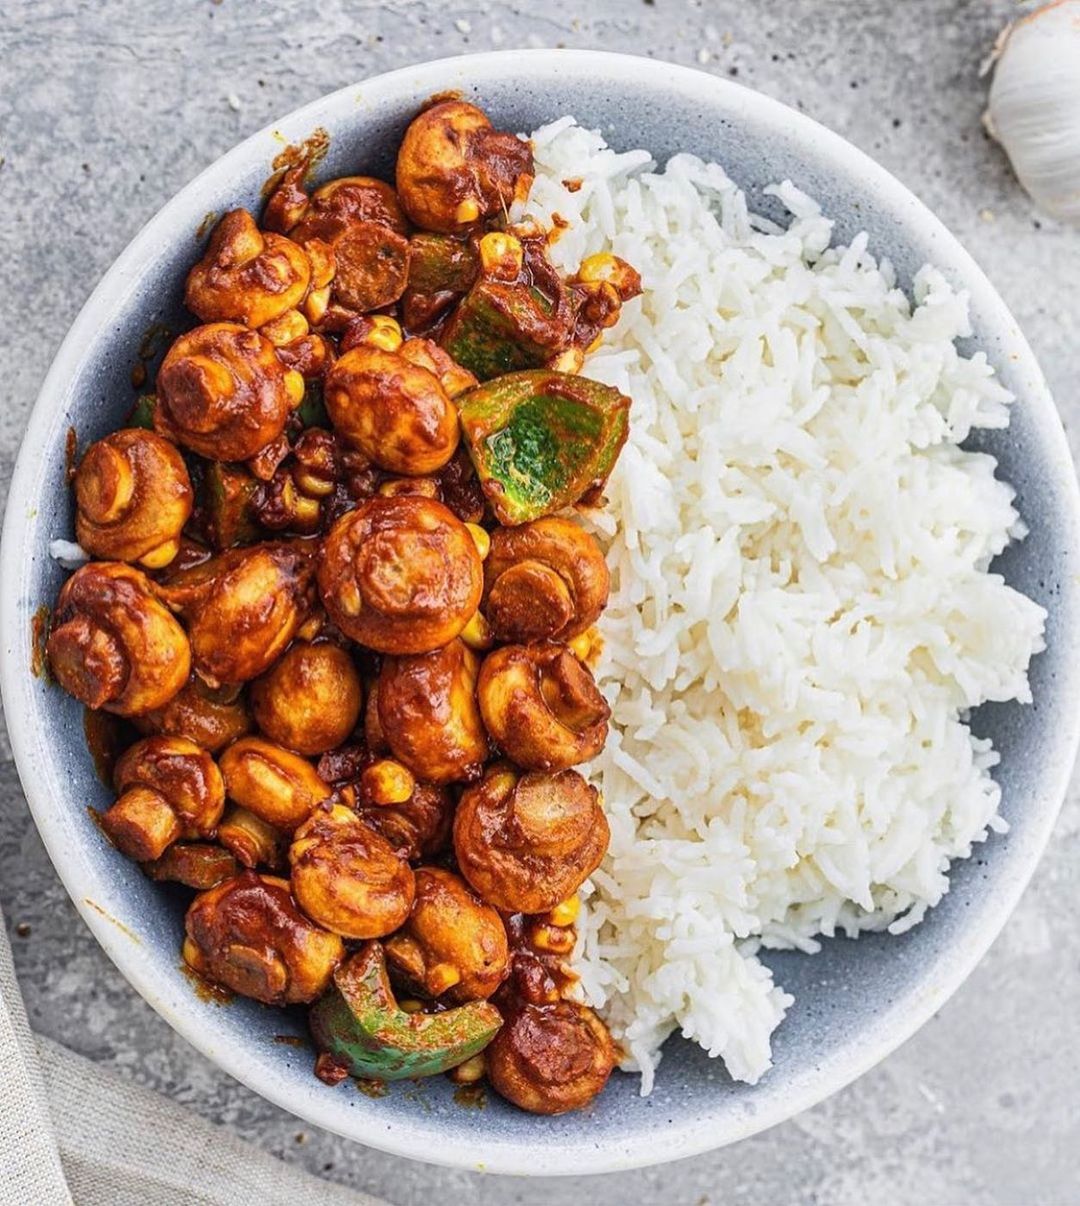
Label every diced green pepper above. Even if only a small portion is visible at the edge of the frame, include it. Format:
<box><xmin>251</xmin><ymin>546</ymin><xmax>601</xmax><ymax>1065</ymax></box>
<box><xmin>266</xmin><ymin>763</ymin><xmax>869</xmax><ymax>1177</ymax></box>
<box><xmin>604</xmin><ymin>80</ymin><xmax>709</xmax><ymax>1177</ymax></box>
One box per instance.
<box><xmin>458</xmin><ymin>370</ymin><xmax>630</xmax><ymax>525</ymax></box>
<box><xmin>441</xmin><ymin>282</ymin><xmax>564</xmax><ymax>382</ymax></box>
<box><xmin>309</xmin><ymin>943</ymin><xmax>502</xmax><ymax>1082</ymax></box>
<box><xmin>203</xmin><ymin>461</ymin><xmax>261</xmax><ymax>549</ymax></box>
<box><xmin>128</xmin><ymin>394</ymin><xmax>158</xmax><ymax>429</ymax></box>
<box><xmin>407</xmin><ymin>234</ymin><xmax>478</xmax><ymax>296</ymax></box>
<box><xmin>296</xmin><ymin>379</ymin><xmax>328</xmax><ymax>429</ymax></box>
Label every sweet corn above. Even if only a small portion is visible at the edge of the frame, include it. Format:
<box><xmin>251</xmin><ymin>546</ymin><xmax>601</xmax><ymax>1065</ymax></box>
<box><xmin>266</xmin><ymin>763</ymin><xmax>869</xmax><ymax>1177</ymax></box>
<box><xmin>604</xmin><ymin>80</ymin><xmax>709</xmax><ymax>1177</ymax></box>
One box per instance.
<box><xmin>399</xmin><ymin>999</ymin><xmax>424</xmax><ymax>1014</ymax></box>
<box><xmin>479</xmin><ymin>231</ymin><xmax>524</xmax><ymax>279</ymax></box>
<box><xmin>295</xmin><ymin>611</ymin><xmax>324</xmax><ymax>642</ymax></box>
<box><xmin>454</xmin><ymin>197</ymin><xmax>481</xmax><ymax>225</ymax></box>
<box><xmin>427</xmin><ymin>962</ymin><xmax>462</xmax><ymax>996</ymax></box>
<box><xmin>459</xmin><ymin>609</ymin><xmax>493</xmax><ymax>651</ymax></box>
<box><xmin>548</xmin><ymin>894</ymin><xmax>580</xmax><ymax>928</ymax></box>
<box><xmin>139</xmin><ymin>538</ymin><xmax>181</xmax><ymax>570</ymax></box>
<box><xmin>364</xmin><ymin>315</ymin><xmax>403</xmax><ymax>354</ymax></box>
<box><xmin>577</xmin><ymin>252</ymin><xmax>619</xmax><ymax>285</ymax></box>
<box><xmin>529</xmin><ymin>924</ymin><xmax>575</xmax><ymax>955</ymax></box>
<box><xmin>360</xmin><ymin>758</ymin><xmax>415</xmax><ymax>807</ymax></box>
<box><xmin>568</xmin><ymin>626</ymin><xmax>603</xmax><ymax>667</ymax></box>
<box><xmin>465</xmin><ymin>522</ymin><xmax>490</xmax><ymax>560</ymax></box>
<box><xmin>548</xmin><ymin>347</ymin><xmax>585</xmax><ymax>375</ymax></box>
<box><xmin>294</xmin><ymin>467</ymin><xmax>335</xmax><ymax>498</ymax></box>
<box><xmin>260</xmin><ymin>308</ymin><xmax>309</xmax><ymax>348</ymax></box>
<box><xmin>303</xmin><ymin>285</ymin><xmax>331</xmax><ymax>325</ymax></box>
<box><xmin>447</xmin><ymin>1053</ymin><xmax>486</xmax><ymax>1085</ymax></box>
<box><xmin>284</xmin><ymin>369</ymin><xmax>306</xmax><ymax>405</ymax></box>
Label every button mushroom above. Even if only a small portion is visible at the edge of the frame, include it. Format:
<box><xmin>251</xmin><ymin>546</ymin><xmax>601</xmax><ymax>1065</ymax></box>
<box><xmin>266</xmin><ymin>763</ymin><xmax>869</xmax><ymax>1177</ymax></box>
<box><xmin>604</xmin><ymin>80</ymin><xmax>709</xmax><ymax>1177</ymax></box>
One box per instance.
<box><xmin>250</xmin><ymin>640</ymin><xmax>363</xmax><ymax>755</ymax></box>
<box><xmin>183</xmin><ymin>871</ymin><xmax>344</xmax><ymax>1005</ymax></box>
<box><xmin>218</xmin><ymin>736</ymin><xmax>332</xmax><ymax>833</ymax></box>
<box><xmin>477</xmin><ymin>643</ymin><xmax>609</xmax><ymax>771</ymax></box>
<box><xmin>453</xmin><ymin>763</ymin><xmax>609</xmax><ymax>914</ymax></box>
<box><xmin>47</xmin><ymin>562</ymin><xmax>191</xmax><ymax>716</ymax></box>
<box><xmin>74</xmin><ymin>429</ymin><xmax>193</xmax><ymax>568</ymax></box>
<box><xmin>316</xmin><ymin>496</ymin><xmax>482</xmax><ymax>654</ymax></box>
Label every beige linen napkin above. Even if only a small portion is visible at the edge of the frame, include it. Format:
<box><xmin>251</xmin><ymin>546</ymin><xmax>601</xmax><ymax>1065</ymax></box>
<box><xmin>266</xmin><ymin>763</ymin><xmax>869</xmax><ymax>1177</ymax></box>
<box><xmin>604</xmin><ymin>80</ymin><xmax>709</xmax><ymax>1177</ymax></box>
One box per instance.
<box><xmin>0</xmin><ymin>913</ymin><xmax>386</xmax><ymax>1206</ymax></box>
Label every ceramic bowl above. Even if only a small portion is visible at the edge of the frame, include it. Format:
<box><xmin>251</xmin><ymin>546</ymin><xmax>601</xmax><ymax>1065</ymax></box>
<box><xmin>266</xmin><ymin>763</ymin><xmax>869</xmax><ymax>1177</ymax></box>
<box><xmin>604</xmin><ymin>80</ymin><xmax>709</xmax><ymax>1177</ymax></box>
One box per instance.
<box><xmin>3</xmin><ymin>50</ymin><xmax>1079</xmax><ymax>1176</ymax></box>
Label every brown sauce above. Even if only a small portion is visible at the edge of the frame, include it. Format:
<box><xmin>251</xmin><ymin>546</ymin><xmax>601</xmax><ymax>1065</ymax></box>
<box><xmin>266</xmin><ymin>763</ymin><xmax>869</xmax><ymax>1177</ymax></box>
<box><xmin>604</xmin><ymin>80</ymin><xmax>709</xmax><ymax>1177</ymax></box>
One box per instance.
<box><xmin>30</xmin><ymin>604</ymin><xmax>51</xmax><ymax>678</ymax></box>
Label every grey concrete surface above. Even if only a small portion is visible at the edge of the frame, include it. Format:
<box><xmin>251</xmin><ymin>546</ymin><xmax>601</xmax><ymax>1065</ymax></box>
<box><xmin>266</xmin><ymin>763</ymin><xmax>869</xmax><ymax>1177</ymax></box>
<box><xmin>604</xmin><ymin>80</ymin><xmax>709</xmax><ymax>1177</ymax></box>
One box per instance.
<box><xmin>2</xmin><ymin>1</ymin><xmax>1079</xmax><ymax>1202</ymax></box>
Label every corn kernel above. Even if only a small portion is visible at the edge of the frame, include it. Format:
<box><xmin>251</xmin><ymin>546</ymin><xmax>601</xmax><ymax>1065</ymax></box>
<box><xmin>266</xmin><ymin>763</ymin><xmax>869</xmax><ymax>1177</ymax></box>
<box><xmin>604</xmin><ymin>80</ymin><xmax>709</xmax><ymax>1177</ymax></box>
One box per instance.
<box><xmin>568</xmin><ymin>626</ymin><xmax>603</xmax><ymax>667</ymax></box>
<box><xmin>427</xmin><ymin>962</ymin><xmax>462</xmax><ymax>996</ymax></box>
<box><xmin>454</xmin><ymin>197</ymin><xmax>481</xmax><ymax>225</ymax></box>
<box><xmin>296</xmin><ymin>611</ymin><xmax>324</xmax><ymax>642</ymax></box>
<box><xmin>577</xmin><ymin>253</ymin><xmax>618</xmax><ymax>284</ymax></box>
<box><xmin>447</xmin><ymin>1053</ymin><xmax>486</xmax><ymax>1085</ymax></box>
<box><xmin>465</xmin><ymin>523</ymin><xmax>490</xmax><ymax>560</ymax></box>
<box><xmin>139</xmin><ymin>538</ymin><xmax>181</xmax><ymax>570</ymax></box>
<box><xmin>284</xmin><ymin>369</ymin><xmax>306</xmax><ymax>405</ymax></box>
<box><xmin>294</xmin><ymin>467</ymin><xmax>335</xmax><ymax>498</ymax></box>
<box><xmin>548</xmin><ymin>347</ymin><xmax>585</xmax><ymax>375</ymax></box>
<box><xmin>303</xmin><ymin>285</ymin><xmax>331</xmax><ymax>325</ymax></box>
<box><xmin>530</xmin><ymin>924</ymin><xmax>575</xmax><ymax>955</ymax></box>
<box><xmin>548</xmin><ymin>894</ymin><xmax>580</xmax><ymax>927</ymax></box>
<box><xmin>361</xmin><ymin>759</ymin><xmax>415</xmax><ymax>806</ymax></box>
<box><xmin>459</xmin><ymin>610</ymin><xmax>492</xmax><ymax>651</ymax></box>
<box><xmin>369</xmin><ymin>315</ymin><xmax>403</xmax><ymax>353</ymax></box>
<box><xmin>479</xmin><ymin>231</ymin><xmax>524</xmax><ymax>279</ymax></box>
<box><xmin>399</xmin><ymin>999</ymin><xmax>424</xmax><ymax>1014</ymax></box>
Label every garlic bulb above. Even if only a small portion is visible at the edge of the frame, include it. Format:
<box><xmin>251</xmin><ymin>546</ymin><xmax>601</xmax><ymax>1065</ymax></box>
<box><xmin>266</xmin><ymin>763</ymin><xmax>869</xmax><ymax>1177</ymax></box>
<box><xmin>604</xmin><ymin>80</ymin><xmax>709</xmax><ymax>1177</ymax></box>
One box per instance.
<box><xmin>985</xmin><ymin>0</ymin><xmax>1080</xmax><ymax>226</ymax></box>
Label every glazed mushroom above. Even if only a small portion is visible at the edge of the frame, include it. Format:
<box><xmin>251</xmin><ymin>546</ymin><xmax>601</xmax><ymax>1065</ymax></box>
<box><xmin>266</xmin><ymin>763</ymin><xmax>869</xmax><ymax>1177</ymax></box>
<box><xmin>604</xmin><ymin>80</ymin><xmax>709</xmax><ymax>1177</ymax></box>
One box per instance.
<box><xmin>185</xmin><ymin>209</ymin><xmax>312</xmax><ymax>328</ymax></box>
<box><xmin>398</xmin><ymin>337</ymin><xmax>478</xmax><ymax>400</ymax></box>
<box><xmin>477</xmin><ymin>644</ymin><xmax>609</xmax><ymax>771</ymax></box>
<box><xmin>143</xmin><ymin>843</ymin><xmax>239</xmax><ymax>890</ymax></box>
<box><xmin>218</xmin><ymin>736</ymin><xmax>332</xmax><ymax>833</ymax></box>
<box><xmin>289</xmin><ymin>804</ymin><xmax>415</xmax><ymax>939</ymax></box>
<box><xmin>217</xmin><ymin>805</ymin><xmax>285</xmax><ymax>870</ymax></box>
<box><xmin>158</xmin><ymin>542</ymin><xmax>314</xmax><ymax>686</ymax></box>
<box><xmin>250</xmin><ymin>640</ymin><xmax>362</xmax><ymax>755</ymax></box>
<box><xmin>74</xmin><ymin>429</ymin><xmax>193</xmax><ymax>568</ymax></box>
<box><xmin>484</xmin><ymin>517</ymin><xmax>609</xmax><ymax>643</ymax></box>
<box><xmin>453</xmin><ymin>764</ymin><xmax>609</xmax><ymax>914</ymax></box>
<box><xmin>324</xmin><ymin>345</ymin><xmax>460</xmax><ymax>476</ymax></box>
<box><xmin>133</xmin><ymin>677</ymin><xmax>253</xmax><ymax>753</ymax></box>
<box><xmin>395</xmin><ymin>101</ymin><xmax>534</xmax><ymax>233</ymax></box>
<box><xmin>183</xmin><ymin>871</ymin><xmax>344</xmax><ymax>1004</ymax></box>
<box><xmin>289</xmin><ymin>176</ymin><xmax>410</xmax><ymax>317</ymax></box>
<box><xmin>100</xmin><ymin>735</ymin><xmax>225</xmax><ymax>862</ymax></box>
<box><xmin>316</xmin><ymin>496</ymin><xmax>483</xmax><ymax>654</ymax></box>
<box><xmin>155</xmin><ymin>322</ymin><xmax>304</xmax><ymax>461</ymax></box>
<box><xmin>486</xmin><ymin>1001</ymin><xmax>615</xmax><ymax>1115</ymax></box>
<box><xmin>47</xmin><ymin>562</ymin><xmax>191</xmax><ymax>716</ymax></box>
<box><xmin>375</xmin><ymin>639</ymin><xmax>488</xmax><ymax>784</ymax></box>
<box><xmin>385</xmin><ymin>867</ymin><xmax>509</xmax><ymax>1002</ymax></box>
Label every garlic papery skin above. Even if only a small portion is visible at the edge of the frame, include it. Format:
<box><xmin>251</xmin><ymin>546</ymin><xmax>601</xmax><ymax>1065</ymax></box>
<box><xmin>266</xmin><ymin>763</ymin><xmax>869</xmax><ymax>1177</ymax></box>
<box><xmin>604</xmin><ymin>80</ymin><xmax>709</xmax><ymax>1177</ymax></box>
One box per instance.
<box><xmin>986</xmin><ymin>0</ymin><xmax>1080</xmax><ymax>226</ymax></box>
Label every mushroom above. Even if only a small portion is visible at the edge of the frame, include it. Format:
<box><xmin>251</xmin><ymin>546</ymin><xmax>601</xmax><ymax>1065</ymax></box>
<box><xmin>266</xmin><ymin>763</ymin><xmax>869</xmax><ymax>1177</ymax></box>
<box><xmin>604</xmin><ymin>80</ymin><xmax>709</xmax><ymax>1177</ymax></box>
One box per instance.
<box><xmin>47</xmin><ymin>562</ymin><xmax>191</xmax><ymax>716</ymax></box>
<box><xmin>158</xmin><ymin>542</ymin><xmax>315</xmax><ymax>686</ymax></box>
<box><xmin>250</xmin><ymin>640</ymin><xmax>363</xmax><ymax>755</ymax></box>
<box><xmin>477</xmin><ymin>643</ymin><xmax>609</xmax><ymax>771</ymax></box>
<box><xmin>395</xmin><ymin>101</ymin><xmax>534</xmax><ymax>233</ymax></box>
<box><xmin>184</xmin><ymin>209</ymin><xmax>312</xmax><ymax>328</ymax></box>
<box><xmin>453</xmin><ymin>763</ymin><xmax>609</xmax><ymax>914</ymax></box>
<box><xmin>289</xmin><ymin>804</ymin><xmax>415</xmax><ymax>939</ymax></box>
<box><xmin>183</xmin><ymin>871</ymin><xmax>344</xmax><ymax>1005</ymax></box>
<box><xmin>384</xmin><ymin>867</ymin><xmax>509</xmax><ymax>1002</ymax></box>
<box><xmin>74</xmin><ymin>429</ymin><xmax>193</xmax><ymax>568</ymax></box>
<box><xmin>483</xmin><ymin>517</ymin><xmax>609</xmax><ymax>643</ymax></box>
<box><xmin>316</xmin><ymin>496</ymin><xmax>482</xmax><ymax>654</ymax></box>
<box><xmin>100</xmin><ymin>735</ymin><xmax>225</xmax><ymax>862</ymax></box>
<box><xmin>133</xmin><ymin>677</ymin><xmax>253</xmax><ymax>753</ymax></box>
<box><xmin>376</xmin><ymin>639</ymin><xmax>488</xmax><ymax>784</ymax></box>
<box><xmin>155</xmin><ymin>322</ymin><xmax>303</xmax><ymax>462</ymax></box>
<box><xmin>217</xmin><ymin>736</ymin><xmax>332</xmax><ymax>833</ymax></box>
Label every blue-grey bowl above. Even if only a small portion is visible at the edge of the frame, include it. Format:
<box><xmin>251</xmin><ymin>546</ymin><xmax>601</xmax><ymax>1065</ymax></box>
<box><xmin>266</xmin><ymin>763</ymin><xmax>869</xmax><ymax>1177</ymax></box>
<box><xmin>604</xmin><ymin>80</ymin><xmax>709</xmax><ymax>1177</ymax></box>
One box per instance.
<box><xmin>3</xmin><ymin>50</ymin><xmax>1079</xmax><ymax>1175</ymax></box>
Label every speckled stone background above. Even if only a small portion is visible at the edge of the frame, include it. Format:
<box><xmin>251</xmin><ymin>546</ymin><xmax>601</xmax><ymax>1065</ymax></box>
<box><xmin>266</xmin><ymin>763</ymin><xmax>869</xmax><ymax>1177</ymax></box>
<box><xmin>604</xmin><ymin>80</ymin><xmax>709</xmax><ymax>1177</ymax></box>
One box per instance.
<box><xmin>2</xmin><ymin>1</ymin><xmax>1079</xmax><ymax>1202</ymax></box>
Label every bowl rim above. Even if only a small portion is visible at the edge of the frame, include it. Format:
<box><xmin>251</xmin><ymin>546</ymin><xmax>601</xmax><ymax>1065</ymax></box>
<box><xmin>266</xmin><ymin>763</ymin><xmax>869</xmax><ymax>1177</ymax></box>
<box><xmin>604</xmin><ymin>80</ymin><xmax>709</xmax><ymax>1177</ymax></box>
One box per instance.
<box><xmin>4</xmin><ymin>47</ymin><xmax>1080</xmax><ymax>1176</ymax></box>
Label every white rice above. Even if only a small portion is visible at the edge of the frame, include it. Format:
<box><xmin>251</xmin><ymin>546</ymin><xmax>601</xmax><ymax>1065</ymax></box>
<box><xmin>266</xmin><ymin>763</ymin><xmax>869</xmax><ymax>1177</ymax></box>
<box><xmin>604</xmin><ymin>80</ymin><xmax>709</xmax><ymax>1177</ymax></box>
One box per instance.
<box><xmin>517</xmin><ymin>120</ymin><xmax>1047</xmax><ymax>1092</ymax></box>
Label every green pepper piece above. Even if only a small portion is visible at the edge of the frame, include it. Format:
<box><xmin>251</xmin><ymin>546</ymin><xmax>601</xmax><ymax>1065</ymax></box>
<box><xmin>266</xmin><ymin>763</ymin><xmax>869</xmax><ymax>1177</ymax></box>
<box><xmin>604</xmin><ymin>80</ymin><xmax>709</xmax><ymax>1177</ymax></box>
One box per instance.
<box><xmin>441</xmin><ymin>282</ymin><xmax>568</xmax><ymax>382</ymax></box>
<box><xmin>296</xmin><ymin>379</ymin><xmax>328</xmax><ymax>429</ymax></box>
<box><xmin>309</xmin><ymin>943</ymin><xmax>502</xmax><ymax>1081</ymax></box>
<box><xmin>407</xmin><ymin>234</ymin><xmax>479</xmax><ymax>296</ymax></box>
<box><xmin>457</xmin><ymin>370</ymin><xmax>630</xmax><ymax>525</ymax></box>
<box><xmin>203</xmin><ymin>461</ymin><xmax>261</xmax><ymax>549</ymax></box>
<box><xmin>128</xmin><ymin>394</ymin><xmax>157</xmax><ymax>430</ymax></box>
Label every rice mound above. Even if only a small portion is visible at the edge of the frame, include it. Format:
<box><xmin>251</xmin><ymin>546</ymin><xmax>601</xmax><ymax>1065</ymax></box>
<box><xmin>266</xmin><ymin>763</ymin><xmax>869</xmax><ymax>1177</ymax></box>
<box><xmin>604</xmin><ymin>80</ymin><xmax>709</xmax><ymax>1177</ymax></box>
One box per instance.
<box><xmin>517</xmin><ymin>119</ymin><xmax>1047</xmax><ymax>1092</ymax></box>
